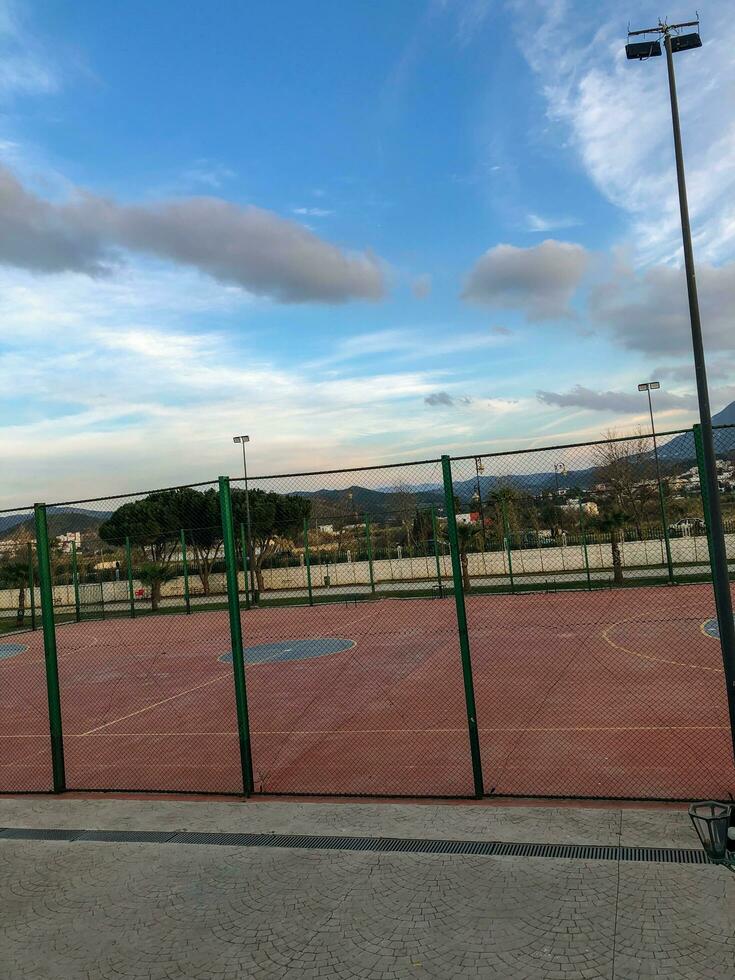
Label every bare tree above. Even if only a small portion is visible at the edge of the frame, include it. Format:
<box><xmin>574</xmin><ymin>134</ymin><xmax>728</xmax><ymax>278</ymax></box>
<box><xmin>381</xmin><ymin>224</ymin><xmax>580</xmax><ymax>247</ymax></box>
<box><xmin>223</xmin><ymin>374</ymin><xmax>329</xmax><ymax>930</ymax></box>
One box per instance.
<box><xmin>593</xmin><ymin>429</ymin><xmax>657</xmax><ymax>540</ymax></box>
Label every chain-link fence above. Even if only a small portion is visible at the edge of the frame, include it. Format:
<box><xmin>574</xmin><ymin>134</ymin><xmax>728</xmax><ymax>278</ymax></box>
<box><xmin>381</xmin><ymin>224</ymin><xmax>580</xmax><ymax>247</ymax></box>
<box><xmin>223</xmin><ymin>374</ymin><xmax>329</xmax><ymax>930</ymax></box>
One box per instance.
<box><xmin>1</xmin><ymin>423</ymin><xmax>734</xmax><ymax>800</ymax></box>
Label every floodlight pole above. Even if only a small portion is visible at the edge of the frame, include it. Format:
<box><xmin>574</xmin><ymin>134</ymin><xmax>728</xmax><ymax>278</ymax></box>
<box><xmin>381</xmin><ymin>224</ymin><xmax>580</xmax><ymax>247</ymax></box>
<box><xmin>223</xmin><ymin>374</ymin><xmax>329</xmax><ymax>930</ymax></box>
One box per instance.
<box><xmin>640</xmin><ymin>383</ymin><xmax>674</xmax><ymax>583</ymax></box>
<box><xmin>234</xmin><ymin>436</ymin><xmax>257</xmax><ymax>601</ymax></box>
<box><xmin>629</xmin><ymin>19</ymin><xmax>735</xmax><ymax>761</ymax></box>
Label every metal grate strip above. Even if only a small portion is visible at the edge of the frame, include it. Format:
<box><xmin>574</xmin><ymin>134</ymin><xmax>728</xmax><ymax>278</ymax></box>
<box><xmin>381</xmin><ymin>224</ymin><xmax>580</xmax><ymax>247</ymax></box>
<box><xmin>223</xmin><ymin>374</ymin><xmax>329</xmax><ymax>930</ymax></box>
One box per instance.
<box><xmin>0</xmin><ymin>827</ymin><xmax>710</xmax><ymax>864</ymax></box>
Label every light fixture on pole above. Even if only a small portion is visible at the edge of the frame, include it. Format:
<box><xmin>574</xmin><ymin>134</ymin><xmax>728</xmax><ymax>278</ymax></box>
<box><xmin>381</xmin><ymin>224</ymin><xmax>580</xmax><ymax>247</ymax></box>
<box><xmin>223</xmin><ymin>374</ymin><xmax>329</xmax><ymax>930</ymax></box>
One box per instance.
<box><xmin>627</xmin><ymin>16</ymin><xmax>735</xmax><ymax>761</ymax></box>
<box><xmin>232</xmin><ymin>435</ymin><xmax>257</xmax><ymax>601</ymax></box>
<box><xmin>553</xmin><ymin>462</ymin><xmax>567</xmax><ymax>496</ymax></box>
<box><xmin>638</xmin><ymin>382</ymin><xmax>674</xmax><ymax>583</ymax></box>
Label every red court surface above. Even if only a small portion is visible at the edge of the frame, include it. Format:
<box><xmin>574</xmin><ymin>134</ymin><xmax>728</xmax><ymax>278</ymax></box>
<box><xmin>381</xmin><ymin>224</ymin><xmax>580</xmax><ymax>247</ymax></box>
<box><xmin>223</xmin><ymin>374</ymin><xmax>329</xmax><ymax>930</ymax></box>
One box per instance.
<box><xmin>2</xmin><ymin>583</ymin><xmax>734</xmax><ymax>800</ymax></box>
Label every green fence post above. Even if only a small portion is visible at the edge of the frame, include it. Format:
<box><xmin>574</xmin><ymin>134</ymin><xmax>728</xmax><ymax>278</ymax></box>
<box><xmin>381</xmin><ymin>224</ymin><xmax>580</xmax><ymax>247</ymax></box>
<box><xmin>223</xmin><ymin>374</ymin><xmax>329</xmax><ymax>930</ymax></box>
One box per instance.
<box><xmin>658</xmin><ymin>483</ymin><xmax>675</xmax><ymax>585</ymax></box>
<box><xmin>303</xmin><ymin>518</ymin><xmax>313</xmax><ymax>606</ymax></box>
<box><xmin>431</xmin><ymin>504</ymin><xmax>443</xmax><ymax>595</ymax></box>
<box><xmin>125</xmin><ymin>536</ymin><xmax>136</xmax><ymax>618</ymax></box>
<box><xmin>179</xmin><ymin>529</ymin><xmax>191</xmax><ymax>615</ymax></box>
<box><xmin>34</xmin><ymin>503</ymin><xmax>66</xmax><ymax>793</ymax></box>
<box><xmin>27</xmin><ymin>541</ymin><xmax>37</xmax><ymax>630</ymax></box>
<box><xmin>71</xmin><ymin>540</ymin><xmax>81</xmax><ymax>622</ymax></box>
<box><xmin>579</xmin><ymin>501</ymin><xmax>592</xmax><ymax>590</ymax></box>
<box><xmin>694</xmin><ymin>424</ymin><xmax>716</xmax><ymax>579</ymax></box>
<box><xmin>239</xmin><ymin>523</ymin><xmax>251</xmax><ymax>611</ymax></box>
<box><xmin>219</xmin><ymin>477</ymin><xmax>254</xmax><ymax>796</ymax></box>
<box><xmin>365</xmin><ymin>516</ymin><xmax>376</xmax><ymax>595</ymax></box>
<box><xmin>500</xmin><ymin>497</ymin><xmax>514</xmax><ymax>594</ymax></box>
<box><xmin>441</xmin><ymin>455</ymin><xmax>484</xmax><ymax>798</ymax></box>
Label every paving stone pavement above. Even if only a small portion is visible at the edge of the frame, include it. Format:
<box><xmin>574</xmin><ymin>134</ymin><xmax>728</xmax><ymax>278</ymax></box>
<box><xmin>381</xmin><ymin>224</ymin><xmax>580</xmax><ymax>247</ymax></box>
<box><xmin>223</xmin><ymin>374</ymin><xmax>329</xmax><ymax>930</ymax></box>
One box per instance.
<box><xmin>1</xmin><ymin>798</ymin><xmax>733</xmax><ymax>979</ymax></box>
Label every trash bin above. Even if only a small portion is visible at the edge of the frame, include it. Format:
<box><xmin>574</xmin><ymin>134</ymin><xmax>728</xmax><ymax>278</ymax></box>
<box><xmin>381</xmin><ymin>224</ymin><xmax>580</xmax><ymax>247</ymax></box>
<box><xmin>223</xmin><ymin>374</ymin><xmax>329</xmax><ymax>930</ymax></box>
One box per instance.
<box><xmin>324</xmin><ymin>575</ymin><xmax>330</xmax><ymax>587</ymax></box>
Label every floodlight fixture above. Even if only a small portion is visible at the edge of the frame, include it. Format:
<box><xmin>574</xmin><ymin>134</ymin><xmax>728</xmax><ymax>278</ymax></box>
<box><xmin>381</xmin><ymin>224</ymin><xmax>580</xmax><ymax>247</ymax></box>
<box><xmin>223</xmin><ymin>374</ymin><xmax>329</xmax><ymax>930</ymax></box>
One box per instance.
<box><xmin>670</xmin><ymin>32</ymin><xmax>702</xmax><ymax>53</ymax></box>
<box><xmin>625</xmin><ymin>39</ymin><xmax>661</xmax><ymax>60</ymax></box>
<box><xmin>233</xmin><ymin>434</ymin><xmax>250</xmax><ymax>444</ymax></box>
<box><xmin>637</xmin><ymin>381</ymin><xmax>661</xmax><ymax>391</ymax></box>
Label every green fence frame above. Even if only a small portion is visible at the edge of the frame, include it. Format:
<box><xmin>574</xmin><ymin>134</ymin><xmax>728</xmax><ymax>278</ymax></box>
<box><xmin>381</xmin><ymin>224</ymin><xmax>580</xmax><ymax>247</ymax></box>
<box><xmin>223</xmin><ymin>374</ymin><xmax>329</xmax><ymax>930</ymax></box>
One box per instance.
<box><xmin>180</xmin><ymin>529</ymin><xmax>191</xmax><ymax>615</ymax></box>
<box><xmin>125</xmin><ymin>536</ymin><xmax>136</xmax><ymax>618</ymax></box>
<box><xmin>26</xmin><ymin>541</ymin><xmax>37</xmax><ymax>630</ymax></box>
<box><xmin>365</xmin><ymin>516</ymin><xmax>376</xmax><ymax>595</ymax></box>
<box><xmin>303</xmin><ymin>517</ymin><xmax>313</xmax><ymax>605</ymax></box>
<box><xmin>34</xmin><ymin>502</ymin><xmax>65</xmax><ymax>793</ymax></box>
<box><xmin>431</xmin><ymin>504</ymin><xmax>443</xmax><ymax>594</ymax></box>
<box><xmin>219</xmin><ymin>477</ymin><xmax>254</xmax><ymax>796</ymax></box>
<box><xmin>71</xmin><ymin>540</ymin><xmax>81</xmax><ymax>622</ymax></box>
<box><xmin>441</xmin><ymin>456</ymin><xmax>484</xmax><ymax>798</ymax></box>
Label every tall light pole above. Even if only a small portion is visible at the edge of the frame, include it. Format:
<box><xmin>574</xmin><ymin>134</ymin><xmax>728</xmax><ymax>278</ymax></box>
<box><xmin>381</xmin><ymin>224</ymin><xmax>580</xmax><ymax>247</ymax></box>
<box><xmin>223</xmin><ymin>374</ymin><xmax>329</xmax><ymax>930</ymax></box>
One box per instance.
<box><xmin>474</xmin><ymin>457</ymin><xmax>487</xmax><ymax>552</ymax></box>
<box><xmin>627</xmin><ymin>18</ymin><xmax>735</xmax><ymax>760</ymax></box>
<box><xmin>638</xmin><ymin>381</ymin><xmax>674</xmax><ymax>583</ymax></box>
<box><xmin>232</xmin><ymin>435</ymin><xmax>256</xmax><ymax>601</ymax></box>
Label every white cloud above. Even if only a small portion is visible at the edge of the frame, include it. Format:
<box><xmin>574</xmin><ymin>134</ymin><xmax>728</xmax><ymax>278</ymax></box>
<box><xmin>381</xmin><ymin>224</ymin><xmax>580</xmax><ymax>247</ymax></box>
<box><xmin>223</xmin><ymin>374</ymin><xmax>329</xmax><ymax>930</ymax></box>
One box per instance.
<box><xmin>526</xmin><ymin>212</ymin><xmax>581</xmax><ymax>233</ymax></box>
<box><xmin>462</xmin><ymin>239</ymin><xmax>589</xmax><ymax>319</ymax></box>
<box><xmin>512</xmin><ymin>1</ymin><xmax>735</xmax><ymax>264</ymax></box>
<box><xmin>536</xmin><ymin>384</ymin><xmax>696</xmax><ymax>413</ymax></box>
<box><xmin>292</xmin><ymin>207</ymin><xmax>334</xmax><ymax>217</ymax></box>
<box><xmin>0</xmin><ymin>165</ymin><xmax>386</xmax><ymax>303</ymax></box>
<box><xmin>588</xmin><ymin>257</ymin><xmax>735</xmax><ymax>355</ymax></box>
<box><xmin>0</xmin><ymin>1</ymin><xmax>57</xmax><ymax>101</ymax></box>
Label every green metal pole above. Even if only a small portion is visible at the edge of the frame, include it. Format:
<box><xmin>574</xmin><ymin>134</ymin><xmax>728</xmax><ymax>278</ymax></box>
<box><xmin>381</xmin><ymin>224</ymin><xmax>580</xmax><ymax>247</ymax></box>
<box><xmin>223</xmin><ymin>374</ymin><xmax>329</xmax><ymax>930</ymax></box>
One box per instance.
<box><xmin>303</xmin><ymin>518</ymin><xmax>313</xmax><ymax>606</ymax></box>
<box><xmin>579</xmin><ymin>500</ymin><xmax>592</xmax><ymax>591</ymax></box>
<box><xmin>431</xmin><ymin>505</ymin><xmax>443</xmax><ymax>595</ymax></box>
<box><xmin>27</xmin><ymin>541</ymin><xmax>37</xmax><ymax>630</ymax></box>
<box><xmin>125</xmin><ymin>537</ymin><xmax>136</xmax><ymax>618</ymax></box>
<box><xmin>365</xmin><ymin>516</ymin><xmax>376</xmax><ymax>595</ymax></box>
<box><xmin>180</xmin><ymin>529</ymin><xmax>191</xmax><ymax>615</ymax></box>
<box><xmin>239</xmin><ymin>523</ymin><xmax>251</xmax><ymax>611</ymax></box>
<box><xmin>34</xmin><ymin>503</ymin><xmax>65</xmax><ymax>793</ymax></box>
<box><xmin>441</xmin><ymin>456</ymin><xmax>484</xmax><ymax>798</ymax></box>
<box><xmin>500</xmin><ymin>498</ymin><xmax>514</xmax><ymax>594</ymax></box>
<box><xmin>219</xmin><ymin>477</ymin><xmax>254</xmax><ymax>796</ymax></box>
<box><xmin>658</xmin><ymin>482</ymin><xmax>675</xmax><ymax>585</ymax></box>
<box><xmin>71</xmin><ymin>540</ymin><xmax>81</xmax><ymax>623</ymax></box>
<box><xmin>694</xmin><ymin>424</ymin><xmax>716</xmax><ymax>580</ymax></box>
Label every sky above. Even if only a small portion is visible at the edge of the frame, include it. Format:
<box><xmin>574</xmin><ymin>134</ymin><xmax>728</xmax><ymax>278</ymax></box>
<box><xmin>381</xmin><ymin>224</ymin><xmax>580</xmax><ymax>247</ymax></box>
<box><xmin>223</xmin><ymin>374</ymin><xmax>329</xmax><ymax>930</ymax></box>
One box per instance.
<box><xmin>1</xmin><ymin>0</ymin><xmax>734</xmax><ymax>505</ymax></box>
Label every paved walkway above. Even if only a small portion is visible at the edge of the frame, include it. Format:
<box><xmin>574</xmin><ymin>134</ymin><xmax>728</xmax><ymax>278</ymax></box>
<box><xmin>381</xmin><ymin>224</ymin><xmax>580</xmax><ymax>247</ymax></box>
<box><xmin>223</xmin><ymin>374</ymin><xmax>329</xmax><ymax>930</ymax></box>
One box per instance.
<box><xmin>1</xmin><ymin>797</ymin><xmax>733</xmax><ymax>979</ymax></box>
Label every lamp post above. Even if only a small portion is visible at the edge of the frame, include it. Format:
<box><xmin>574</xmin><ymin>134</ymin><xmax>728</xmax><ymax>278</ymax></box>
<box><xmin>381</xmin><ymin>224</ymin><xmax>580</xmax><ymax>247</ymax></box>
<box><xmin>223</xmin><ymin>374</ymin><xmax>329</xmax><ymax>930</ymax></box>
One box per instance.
<box><xmin>232</xmin><ymin>435</ymin><xmax>256</xmax><ymax>601</ymax></box>
<box><xmin>638</xmin><ymin>381</ymin><xmax>674</xmax><ymax>583</ymax></box>
<box><xmin>627</xmin><ymin>18</ymin><xmax>735</xmax><ymax>762</ymax></box>
<box><xmin>689</xmin><ymin>801</ymin><xmax>735</xmax><ymax>871</ymax></box>
<box><xmin>474</xmin><ymin>457</ymin><xmax>487</xmax><ymax>552</ymax></box>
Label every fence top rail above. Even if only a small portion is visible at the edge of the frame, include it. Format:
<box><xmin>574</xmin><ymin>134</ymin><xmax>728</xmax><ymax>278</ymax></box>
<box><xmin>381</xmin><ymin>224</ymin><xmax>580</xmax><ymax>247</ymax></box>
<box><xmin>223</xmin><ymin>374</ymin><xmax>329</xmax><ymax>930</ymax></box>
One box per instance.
<box><xmin>2</xmin><ymin>422</ymin><xmax>733</xmax><ymax>514</ymax></box>
<box><xmin>42</xmin><ymin>479</ymin><xmax>220</xmax><ymax>510</ymax></box>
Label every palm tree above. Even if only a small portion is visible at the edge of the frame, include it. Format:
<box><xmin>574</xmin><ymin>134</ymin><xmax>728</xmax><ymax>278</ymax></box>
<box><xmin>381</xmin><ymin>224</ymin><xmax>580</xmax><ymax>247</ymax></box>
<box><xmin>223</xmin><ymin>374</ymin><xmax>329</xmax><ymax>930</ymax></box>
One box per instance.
<box><xmin>455</xmin><ymin>523</ymin><xmax>477</xmax><ymax>592</ymax></box>
<box><xmin>598</xmin><ymin>509</ymin><xmax>627</xmax><ymax>585</ymax></box>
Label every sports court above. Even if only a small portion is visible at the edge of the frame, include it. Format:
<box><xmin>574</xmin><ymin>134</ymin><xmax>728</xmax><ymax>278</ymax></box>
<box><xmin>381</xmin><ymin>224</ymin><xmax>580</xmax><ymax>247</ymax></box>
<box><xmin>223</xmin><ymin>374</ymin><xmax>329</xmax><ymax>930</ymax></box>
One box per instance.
<box><xmin>3</xmin><ymin>582</ymin><xmax>733</xmax><ymax>801</ymax></box>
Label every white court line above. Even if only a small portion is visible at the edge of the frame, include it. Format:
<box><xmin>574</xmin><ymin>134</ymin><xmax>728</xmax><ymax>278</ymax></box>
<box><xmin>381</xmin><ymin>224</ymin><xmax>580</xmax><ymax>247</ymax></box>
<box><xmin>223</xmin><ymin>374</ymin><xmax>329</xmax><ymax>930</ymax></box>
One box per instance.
<box><xmin>3</xmin><ymin>724</ymin><xmax>728</xmax><ymax>739</ymax></box>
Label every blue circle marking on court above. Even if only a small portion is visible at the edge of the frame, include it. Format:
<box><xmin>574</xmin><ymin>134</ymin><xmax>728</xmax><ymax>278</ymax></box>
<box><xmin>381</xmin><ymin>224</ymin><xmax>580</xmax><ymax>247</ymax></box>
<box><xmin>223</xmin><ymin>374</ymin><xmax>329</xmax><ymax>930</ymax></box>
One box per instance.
<box><xmin>703</xmin><ymin>617</ymin><xmax>735</xmax><ymax>640</ymax></box>
<box><xmin>703</xmin><ymin>619</ymin><xmax>718</xmax><ymax>639</ymax></box>
<box><xmin>0</xmin><ymin>642</ymin><xmax>28</xmax><ymax>660</ymax></box>
<box><xmin>219</xmin><ymin>637</ymin><xmax>355</xmax><ymax>666</ymax></box>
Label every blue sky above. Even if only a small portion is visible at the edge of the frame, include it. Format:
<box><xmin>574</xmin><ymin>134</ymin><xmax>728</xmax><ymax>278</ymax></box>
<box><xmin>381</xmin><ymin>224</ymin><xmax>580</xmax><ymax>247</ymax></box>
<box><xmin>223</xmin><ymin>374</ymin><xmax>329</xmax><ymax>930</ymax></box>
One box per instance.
<box><xmin>1</xmin><ymin>0</ymin><xmax>734</xmax><ymax>504</ymax></box>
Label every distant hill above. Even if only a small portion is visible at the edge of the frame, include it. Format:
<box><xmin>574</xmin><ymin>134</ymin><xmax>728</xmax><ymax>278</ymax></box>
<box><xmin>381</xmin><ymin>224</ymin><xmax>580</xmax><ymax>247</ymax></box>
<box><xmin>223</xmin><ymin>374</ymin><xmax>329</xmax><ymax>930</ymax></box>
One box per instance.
<box><xmin>658</xmin><ymin>400</ymin><xmax>735</xmax><ymax>460</ymax></box>
<box><xmin>0</xmin><ymin>506</ymin><xmax>112</xmax><ymax>542</ymax></box>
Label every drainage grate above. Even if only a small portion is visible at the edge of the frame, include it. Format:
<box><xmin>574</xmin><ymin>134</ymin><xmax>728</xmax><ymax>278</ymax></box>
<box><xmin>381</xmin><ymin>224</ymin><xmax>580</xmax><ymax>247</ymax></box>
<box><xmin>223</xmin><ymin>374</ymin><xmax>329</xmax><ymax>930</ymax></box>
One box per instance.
<box><xmin>0</xmin><ymin>827</ymin><xmax>709</xmax><ymax>865</ymax></box>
